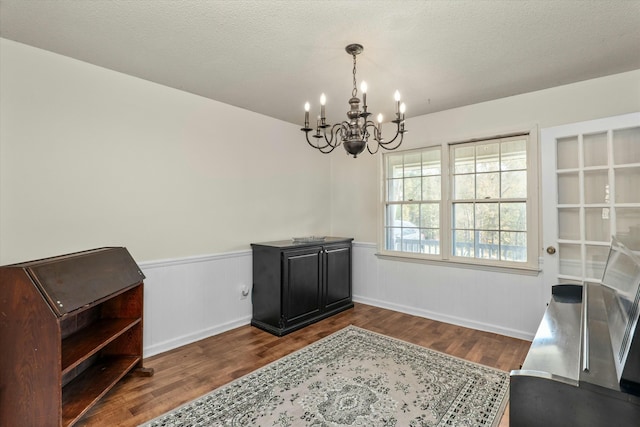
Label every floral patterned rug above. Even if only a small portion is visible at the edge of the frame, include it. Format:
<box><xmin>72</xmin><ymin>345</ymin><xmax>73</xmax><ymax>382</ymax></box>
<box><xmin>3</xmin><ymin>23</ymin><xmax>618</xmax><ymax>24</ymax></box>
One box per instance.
<box><xmin>140</xmin><ymin>326</ymin><xmax>509</xmax><ymax>427</ymax></box>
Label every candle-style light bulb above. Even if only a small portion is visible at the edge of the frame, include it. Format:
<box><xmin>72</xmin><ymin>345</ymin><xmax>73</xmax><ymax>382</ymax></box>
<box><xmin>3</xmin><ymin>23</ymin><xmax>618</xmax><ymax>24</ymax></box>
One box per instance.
<box><xmin>377</xmin><ymin>113</ymin><xmax>383</xmax><ymax>123</ymax></box>
<box><xmin>377</xmin><ymin>113</ymin><xmax>383</xmax><ymax>138</ymax></box>
<box><xmin>400</xmin><ymin>103</ymin><xmax>406</xmax><ymax>114</ymax></box>
<box><xmin>360</xmin><ymin>81</ymin><xmax>368</xmax><ymax>108</ymax></box>
<box><xmin>394</xmin><ymin>90</ymin><xmax>401</xmax><ymax>114</ymax></box>
<box><xmin>320</xmin><ymin>93</ymin><xmax>326</xmax><ymax>120</ymax></box>
<box><xmin>304</xmin><ymin>102</ymin><xmax>310</xmax><ymax>127</ymax></box>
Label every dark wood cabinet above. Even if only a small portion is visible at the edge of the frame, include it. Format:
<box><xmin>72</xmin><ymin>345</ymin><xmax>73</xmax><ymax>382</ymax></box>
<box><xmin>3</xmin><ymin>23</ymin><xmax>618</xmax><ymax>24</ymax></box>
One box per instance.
<box><xmin>251</xmin><ymin>237</ymin><xmax>354</xmax><ymax>336</ymax></box>
<box><xmin>0</xmin><ymin>247</ymin><xmax>153</xmax><ymax>427</ymax></box>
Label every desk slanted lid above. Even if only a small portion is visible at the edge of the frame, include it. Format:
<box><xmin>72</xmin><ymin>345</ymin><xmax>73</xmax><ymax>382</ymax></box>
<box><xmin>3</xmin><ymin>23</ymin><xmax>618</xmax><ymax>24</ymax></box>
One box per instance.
<box><xmin>14</xmin><ymin>247</ymin><xmax>144</xmax><ymax>317</ymax></box>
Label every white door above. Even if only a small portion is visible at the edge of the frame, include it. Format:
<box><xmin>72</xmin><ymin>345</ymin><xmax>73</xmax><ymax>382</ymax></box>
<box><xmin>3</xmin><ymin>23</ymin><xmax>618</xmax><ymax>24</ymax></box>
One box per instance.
<box><xmin>541</xmin><ymin>112</ymin><xmax>640</xmax><ymax>301</ymax></box>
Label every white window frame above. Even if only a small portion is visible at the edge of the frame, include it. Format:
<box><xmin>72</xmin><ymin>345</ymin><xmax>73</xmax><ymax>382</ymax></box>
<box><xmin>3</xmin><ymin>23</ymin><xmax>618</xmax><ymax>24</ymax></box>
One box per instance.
<box><xmin>378</xmin><ymin>128</ymin><xmax>540</xmax><ymax>274</ymax></box>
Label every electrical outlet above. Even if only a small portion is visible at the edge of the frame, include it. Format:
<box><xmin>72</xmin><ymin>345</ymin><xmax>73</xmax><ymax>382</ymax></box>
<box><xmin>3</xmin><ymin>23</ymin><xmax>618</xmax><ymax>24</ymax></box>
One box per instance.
<box><xmin>240</xmin><ymin>285</ymin><xmax>250</xmax><ymax>300</ymax></box>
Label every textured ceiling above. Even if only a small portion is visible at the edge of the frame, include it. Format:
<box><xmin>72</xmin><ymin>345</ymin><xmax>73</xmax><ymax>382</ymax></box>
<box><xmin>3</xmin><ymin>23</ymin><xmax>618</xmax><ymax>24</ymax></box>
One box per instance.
<box><xmin>1</xmin><ymin>0</ymin><xmax>639</xmax><ymax>127</ymax></box>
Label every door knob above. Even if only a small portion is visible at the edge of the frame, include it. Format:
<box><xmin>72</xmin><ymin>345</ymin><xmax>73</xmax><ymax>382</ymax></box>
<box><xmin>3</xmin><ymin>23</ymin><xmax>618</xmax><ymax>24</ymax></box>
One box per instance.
<box><xmin>546</xmin><ymin>246</ymin><xmax>557</xmax><ymax>255</ymax></box>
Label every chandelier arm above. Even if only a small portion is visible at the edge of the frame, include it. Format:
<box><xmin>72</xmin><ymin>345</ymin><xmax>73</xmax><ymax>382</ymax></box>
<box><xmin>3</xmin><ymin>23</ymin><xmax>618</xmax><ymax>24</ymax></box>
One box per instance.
<box><xmin>304</xmin><ymin>131</ymin><xmax>335</xmax><ymax>151</ymax></box>
<box><xmin>378</xmin><ymin>128</ymin><xmax>405</xmax><ymax>151</ymax></box>
<box><xmin>322</xmin><ymin>122</ymin><xmax>348</xmax><ymax>147</ymax></box>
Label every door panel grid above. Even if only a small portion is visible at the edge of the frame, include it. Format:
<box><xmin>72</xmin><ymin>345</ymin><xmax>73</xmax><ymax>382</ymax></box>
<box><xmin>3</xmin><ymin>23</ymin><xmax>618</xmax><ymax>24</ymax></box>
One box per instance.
<box><xmin>556</xmin><ymin>125</ymin><xmax>640</xmax><ymax>284</ymax></box>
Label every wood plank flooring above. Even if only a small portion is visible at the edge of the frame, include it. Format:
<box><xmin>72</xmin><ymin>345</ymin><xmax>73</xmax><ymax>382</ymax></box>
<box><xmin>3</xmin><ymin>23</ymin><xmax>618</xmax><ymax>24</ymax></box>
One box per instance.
<box><xmin>76</xmin><ymin>303</ymin><xmax>531</xmax><ymax>426</ymax></box>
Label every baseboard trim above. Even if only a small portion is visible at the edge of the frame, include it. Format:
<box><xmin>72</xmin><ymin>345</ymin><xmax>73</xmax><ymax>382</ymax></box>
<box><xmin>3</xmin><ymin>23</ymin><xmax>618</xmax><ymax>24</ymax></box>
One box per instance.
<box><xmin>353</xmin><ymin>295</ymin><xmax>534</xmax><ymax>341</ymax></box>
<box><xmin>143</xmin><ymin>315</ymin><xmax>252</xmax><ymax>358</ymax></box>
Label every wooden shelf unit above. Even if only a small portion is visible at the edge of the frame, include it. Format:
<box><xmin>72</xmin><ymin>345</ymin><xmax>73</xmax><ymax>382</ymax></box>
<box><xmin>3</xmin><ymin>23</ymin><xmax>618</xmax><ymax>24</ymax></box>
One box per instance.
<box><xmin>0</xmin><ymin>247</ymin><xmax>153</xmax><ymax>427</ymax></box>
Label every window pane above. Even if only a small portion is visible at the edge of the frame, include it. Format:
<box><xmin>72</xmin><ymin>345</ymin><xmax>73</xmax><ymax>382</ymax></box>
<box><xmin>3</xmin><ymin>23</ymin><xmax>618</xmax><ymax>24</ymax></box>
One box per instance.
<box><xmin>387</xmin><ymin>153</ymin><xmax>404</xmax><ymax>178</ymax></box>
<box><xmin>475</xmin><ymin>203</ymin><xmax>499</xmax><ymax>230</ymax></box>
<box><xmin>476</xmin><ymin>172</ymin><xmax>500</xmax><ymax>199</ymax></box>
<box><xmin>388</xmin><ymin>178</ymin><xmax>403</xmax><ymax>201</ymax></box>
<box><xmin>613</xmin><ymin>127</ymin><xmax>640</xmax><ymax>165</ymax></box>
<box><xmin>454</xmin><ymin>174</ymin><xmax>475</xmax><ymax>199</ymax></box>
<box><xmin>500</xmin><ymin>202</ymin><xmax>526</xmax><ymax>231</ymax></box>
<box><xmin>422</xmin><ymin>150</ymin><xmax>441</xmax><ymax>175</ymax></box>
<box><xmin>501</xmin><ymin>171</ymin><xmax>527</xmax><ymax>198</ymax></box>
<box><xmin>583</xmin><ymin>132</ymin><xmax>608</xmax><ymax>167</ymax></box>
<box><xmin>404</xmin><ymin>152</ymin><xmax>422</xmax><ymax>177</ymax></box>
<box><xmin>501</xmin><ymin>231</ymin><xmax>527</xmax><ymax>262</ymax></box>
<box><xmin>422</xmin><ymin>176</ymin><xmax>441</xmax><ymax>200</ymax></box>
<box><xmin>454</xmin><ymin>146</ymin><xmax>475</xmax><ymax>173</ymax></box>
<box><xmin>420</xmin><ymin>203</ymin><xmax>439</xmax><ymax>228</ymax></box>
<box><xmin>453</xmin><ymin>203</ymin><xmax>474</xmax><ymax>229</ymax></box>
<box><xmin>402</xmin><ymin>204</ymin><xmax>420</xmax><ymax>225</ymax></box>
<box><xmin>477</xmin><ymin>231</ymin><xmax>499</xmax><ymax>259</ymax></box>
<box><xmin>502</xmin><ymin>139</ymin><xmax>527</xmax><ymax>170</ymax></box>
<box><xmin>423</xmin><ymin>229</ymin><xmax>440</xmax><ymax>255</ymax></box>
<box><xmin>476</xmin><ymin>143</ymin><xmax>500</xmax><ymax>172</ymax></box>
<box><xmin>453</xmin><ymin>230</ymin><xmax>474</xmax><ymax>257</ymax></box>
<box><xmin>404</xmin><ymin>177</ymin><xmax>421</xmax><ymax>201</ymax></box>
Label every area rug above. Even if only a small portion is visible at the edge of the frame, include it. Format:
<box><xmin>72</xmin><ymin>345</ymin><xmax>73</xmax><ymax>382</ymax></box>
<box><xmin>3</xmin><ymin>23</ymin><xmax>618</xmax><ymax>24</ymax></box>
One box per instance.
<box><xmin>140</xmin><ymin>325</ymin><xmax>509</xmax><ymax>427</ymax></box>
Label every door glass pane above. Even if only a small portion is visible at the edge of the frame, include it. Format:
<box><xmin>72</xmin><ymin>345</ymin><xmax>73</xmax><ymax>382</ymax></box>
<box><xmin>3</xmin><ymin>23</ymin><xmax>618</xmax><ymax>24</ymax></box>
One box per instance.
<box><xmin>557</xmin><ymin>136</ymin><xmax>579</xmax><ymax>169</ymax></box>
<box><xmin>585</xmin><ymin>207</ymin><xmax>610</xmax><ymax>242</ymax></box>
<box><xmin>583</xmin><ymin>132</ymin><xmax>608</xmax><ymax>167</ymax></box>
<box><xmin>558</xmin><ymin>208</ymin><xmax>580</xmax><ymax>240</ymax></box>
<box><xmin>559</xmin><ymin>243</ymin><xmax>581</xmax><ymax>277</ymax></box>
<box><xmin>558</xmin><ymin>173</ymin><xmax>579</xmax><ymax>204</ymax></box>
<box><xmin>585</xmin><ymin>245</ymin><xmax>610</xmax><ymax>280</ymax></box>
<box><xmin>615</xmin><ymin>167</ymin><xmax>640</xmax><ymax>203</ymax></box>
<box><xmin>616</xmin><ymin>207</ymin><xmax>640</xmax><ymax>250</ymax></box>
<box><xmin>613</xmin><ymin>127</ymin><xmax>640</xmax><ymax>165</ymax></box>
<box><xmin>584</xmin><ymin>170</ymin><xmax>609</xmax><ymax>204</ymax></box>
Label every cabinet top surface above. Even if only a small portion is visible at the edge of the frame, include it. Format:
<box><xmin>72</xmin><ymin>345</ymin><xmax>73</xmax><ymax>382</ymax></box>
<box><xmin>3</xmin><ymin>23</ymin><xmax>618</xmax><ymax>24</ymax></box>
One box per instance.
<box><xmin>251</xmin><ymin>237</ymin><xmax>353</xmax><ymax>249</ymax></box>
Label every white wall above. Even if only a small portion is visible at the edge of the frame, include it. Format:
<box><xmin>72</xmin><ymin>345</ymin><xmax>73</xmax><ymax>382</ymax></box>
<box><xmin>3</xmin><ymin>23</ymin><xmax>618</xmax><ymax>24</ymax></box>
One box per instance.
<box><xmin>2</xmin><ymin>37</ymin><xmax>639</xmax><ymax>354</ymax></box>
<box><xmin>0</xmin><ymin>38</ymin><xmax>331</xmax><ymax>265</ymax></box>
<box><xmin>334</xmin><ymin>70</ymin><xmax>640</xmax><ymax>340</ymax></box>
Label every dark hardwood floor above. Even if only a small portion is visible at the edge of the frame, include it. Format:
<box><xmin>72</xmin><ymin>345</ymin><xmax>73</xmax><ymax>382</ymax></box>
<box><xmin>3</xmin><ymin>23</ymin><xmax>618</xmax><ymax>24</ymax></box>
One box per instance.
<box><xmin>76</xmin><ymin>303</ymin><xmax>531</xmax><ymax>426</ymax></box>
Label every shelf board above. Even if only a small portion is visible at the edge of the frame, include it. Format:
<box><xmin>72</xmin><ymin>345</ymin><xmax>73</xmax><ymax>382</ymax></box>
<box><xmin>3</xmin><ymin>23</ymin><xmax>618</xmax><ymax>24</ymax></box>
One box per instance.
<box><xmin>62</xmin><ymin>355</ymin><xmax>140</xmax><ymax>427</ymax></box>
<box><xmin>61</xmin><ymin>318</ymin><xmax>141</xmax><ymax>375</ymax></box>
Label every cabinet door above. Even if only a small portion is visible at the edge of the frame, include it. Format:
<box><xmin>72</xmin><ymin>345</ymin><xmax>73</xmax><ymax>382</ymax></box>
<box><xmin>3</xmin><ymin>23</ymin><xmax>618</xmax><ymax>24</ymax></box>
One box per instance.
<box><xmin>282</xmin><ymin>247</ymin><xmax>323</xmax><ymax>324</ymax></box>
<box><xmin>324</xmin><ymin>244</ymin><xmax>352</xmax><ymax>309</ymax></box>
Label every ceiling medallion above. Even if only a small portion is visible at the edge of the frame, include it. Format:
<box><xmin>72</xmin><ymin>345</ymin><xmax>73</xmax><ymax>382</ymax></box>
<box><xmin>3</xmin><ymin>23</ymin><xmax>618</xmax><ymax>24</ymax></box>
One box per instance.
<box><xmin>301</xmin><ymin>44</ymin><xmax>406</xmax><ymax>158</ymax></box>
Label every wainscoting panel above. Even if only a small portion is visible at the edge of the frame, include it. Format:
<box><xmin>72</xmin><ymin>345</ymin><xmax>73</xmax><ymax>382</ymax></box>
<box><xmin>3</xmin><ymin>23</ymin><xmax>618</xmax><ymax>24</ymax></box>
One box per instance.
<box><xmin>139</xmin><ymin>251</ymin><xmax>252</xmax><ymax>357</ymax></box>
<box><xmin>139</xmin><ymin>243</ymin><xmax>543</xmax><ymax>359</ymax></box>
<box><xmin>352</xmin><ymin>242</ymin><xmax>544</xmax><ymax>341</ymax></box>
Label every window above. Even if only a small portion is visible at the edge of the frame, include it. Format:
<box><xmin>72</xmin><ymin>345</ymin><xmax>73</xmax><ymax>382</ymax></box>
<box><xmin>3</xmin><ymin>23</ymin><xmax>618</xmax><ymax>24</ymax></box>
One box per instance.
<box><xmin>382</xmin><ymin>134</ymin><xmax>539</xmax><ymax>270</ymax></box>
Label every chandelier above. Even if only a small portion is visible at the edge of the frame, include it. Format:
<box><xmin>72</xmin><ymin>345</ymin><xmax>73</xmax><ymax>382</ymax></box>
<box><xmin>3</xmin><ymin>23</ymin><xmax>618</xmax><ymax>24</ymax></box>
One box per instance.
<box><xmin>301</xmin><ymin>44</ymin><xmax>406</xmax><ymax>158</ymax></box>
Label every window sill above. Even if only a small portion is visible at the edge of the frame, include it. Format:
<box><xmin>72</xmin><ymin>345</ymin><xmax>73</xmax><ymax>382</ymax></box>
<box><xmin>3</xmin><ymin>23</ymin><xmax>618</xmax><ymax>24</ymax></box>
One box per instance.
<box><xmin>374</xmin><ymin>251</ymin><xmax>542</xmax><ymax>276</ymax></box>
